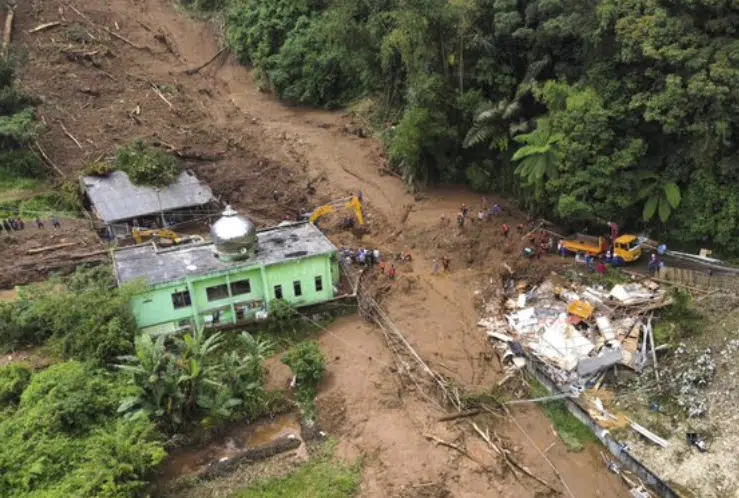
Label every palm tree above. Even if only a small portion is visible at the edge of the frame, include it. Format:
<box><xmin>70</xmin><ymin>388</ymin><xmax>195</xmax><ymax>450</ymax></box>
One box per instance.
<box><xmin>511</xmin><ymin>117</ymin><xmax>562</xmax><ymax>186</ymax></box>
<box><xmin>638</xmin><ymin>176</ymin><xmax>681</xmax><ymax>223</ymax></box>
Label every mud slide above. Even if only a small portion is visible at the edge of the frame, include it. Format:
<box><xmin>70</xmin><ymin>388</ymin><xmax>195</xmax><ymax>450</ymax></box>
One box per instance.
<box><xmin>16</xmin><ymin>1</ymin><xmax>625</xmax><ymax>496</ymax></box>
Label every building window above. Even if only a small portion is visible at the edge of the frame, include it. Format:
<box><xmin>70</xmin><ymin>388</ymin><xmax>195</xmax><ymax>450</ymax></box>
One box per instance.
<box><xmin>206</xmin><ymin>284</ymin><xmax>229</xmax><ymax>302</ymax></box>
<box><xmin>171</xmin><ymin>290</ymin><xmax>191</xmax><ymax>309</ymax></box>
<box><xmin>293</xmin><ymin>280</ymin><xmax>302</xmax><ymax>297</ymax></box>
<box><xmin>315</xmin><ymin>276</ymin><xmax>323</xmax><ymax>292</ymax></box>
<box><xmin>274</xmin><ymin>285</ymin><xmax>283</xmax><ymax>300</ymax></box>
<box><xmin>231</xmin><ymin>279</ymin><xmax>251</xmax><ymax>295</ymax></box>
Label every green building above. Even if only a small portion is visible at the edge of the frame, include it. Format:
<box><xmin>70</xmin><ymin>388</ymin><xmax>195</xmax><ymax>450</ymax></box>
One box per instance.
<box><xmin>113</xmin><ymin>208</ymin><xmax>340</xmax><ymax>335</ymax></box>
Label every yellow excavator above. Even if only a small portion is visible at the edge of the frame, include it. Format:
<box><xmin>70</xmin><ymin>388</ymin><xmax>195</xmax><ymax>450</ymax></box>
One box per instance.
<box><xmin>132</xmin><ymin>228</ymin><xmax>204</xmax><ymax>246</ymax></box>
<box><xmin>305</xmin><ymin>194</ymin><xmax>365</xmax><ymax>226</ymax></box>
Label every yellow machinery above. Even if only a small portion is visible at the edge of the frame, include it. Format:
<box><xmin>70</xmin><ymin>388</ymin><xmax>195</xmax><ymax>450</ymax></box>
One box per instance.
<box><xmin>562</xmin><ymin>236</ymin><xmax>609</xmax><ymax>257</ymax></box>
<box><xmin>132</xmin><ymin>228</ymin><xmax>204</xmax><ymax>246</ymax></box>
<box><xmin>561</xmin><ymin>234</ymin><xmax>642</xmax><ymax>263</ymax></box>
<box><xmin>612</xmin><ymin>234</ymin><xmax>642</xmax><ymax>263</ymax></box>
<box><xmin>308</xmin><ymin>195</ymin><xmax>365</xmax><ymax>226</ymax></box>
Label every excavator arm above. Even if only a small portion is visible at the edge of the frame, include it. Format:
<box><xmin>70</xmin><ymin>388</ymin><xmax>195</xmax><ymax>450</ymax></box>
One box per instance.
<box><xmin>309</xmin><ymin>195</ymin><xmax>364</xmax><ymax>225</ymax></box>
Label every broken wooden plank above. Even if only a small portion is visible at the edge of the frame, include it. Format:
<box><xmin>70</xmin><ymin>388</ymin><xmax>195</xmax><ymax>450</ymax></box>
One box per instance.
<box><xmin>628</xmin><ymin>419</ymin><xmax>669</xmax><ymax>448</ymax></box>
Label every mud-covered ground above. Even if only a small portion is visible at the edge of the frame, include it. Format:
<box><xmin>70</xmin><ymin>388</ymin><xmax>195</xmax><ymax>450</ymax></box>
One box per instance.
<box><xmin>11</xmin><ymin>1</ymin><xmax>629</xmax><ymax>496</ymax></box>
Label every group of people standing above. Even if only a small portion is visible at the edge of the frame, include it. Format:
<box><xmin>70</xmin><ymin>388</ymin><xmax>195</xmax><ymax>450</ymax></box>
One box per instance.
<box><xmin>1</xmin><ymin>215</ymin><xmax>61</xmax><ymax>233</ymax></box>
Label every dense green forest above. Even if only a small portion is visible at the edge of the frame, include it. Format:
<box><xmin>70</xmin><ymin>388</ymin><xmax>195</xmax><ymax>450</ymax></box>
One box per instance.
<box><xmin>0</xmin><ymin>267</ymin><xmax>279</xmax><ymax>498</ymax></box>
<box><xmin>193</xmin><ymin>0</ymin><xmax>739</xmax><ymax>253</ymax></box>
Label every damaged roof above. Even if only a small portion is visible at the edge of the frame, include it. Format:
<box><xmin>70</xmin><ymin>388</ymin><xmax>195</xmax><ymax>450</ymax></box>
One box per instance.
<box><xmin>113</xmin><ymin>221</ymin><xmax>337</xmax><ymax>287</ymax></box>
<box><xmin>82</xmin><ymin>170</ymin><xmax>215</xmax><ymax>223</ymax></box>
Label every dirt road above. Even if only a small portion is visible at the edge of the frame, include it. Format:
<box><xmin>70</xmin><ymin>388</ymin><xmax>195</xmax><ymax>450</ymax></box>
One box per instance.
<box><xmin>16</xmin><ymin>1</ymin><xmax>626</xmax><ymax>496</ymax></box>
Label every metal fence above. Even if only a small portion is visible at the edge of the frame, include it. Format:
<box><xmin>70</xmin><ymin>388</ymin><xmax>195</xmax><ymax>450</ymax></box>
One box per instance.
<box><xmin>658</xmin><ymin>266</ymin><xmax>739</xmax><ymax>293</ymax></box>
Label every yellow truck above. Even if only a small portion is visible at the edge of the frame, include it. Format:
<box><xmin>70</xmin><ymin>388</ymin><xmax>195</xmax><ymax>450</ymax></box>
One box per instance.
<box><xmin>562</xmin><ymin>234</ymin><xmax>642</xmax><ymax>263</ymax></box>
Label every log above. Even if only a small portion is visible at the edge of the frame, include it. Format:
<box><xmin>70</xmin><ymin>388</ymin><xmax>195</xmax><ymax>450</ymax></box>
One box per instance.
<box><xmin>184</xmin><ymin>47</ymin><xmax>227</xmax><ymax>75</ymax></box>
<box><xmin>67</xmin><ymin>248</ymin><xmax>109</xmax><ymax>260</ymax></box>
<box><xmin>60</xmin><ymin>122</ymin><xmax>83</xmax><ymax>149</ymax></box>
<box><xmin>423</xmin><ymin>433</ymin><xmax>486</xmax><ymax>467</ymax></box>
<box><xmin>28</xmin><ymin>21</ymin><xmax>63</xmax><ymax>33</ymax></box>
<box><xmin>437</xmin><ymin>409</ymin><xmax>481</xmax><ymax>422</ymax></box>
<box><xmin>27</xmin><ymin>242</ymin><xmax>78</xmax><ymax>254</ymax></box>
<box><xmin>33</xmin><ymin>140</ymin><xmax>67</xmax><ymax>178</ymax></box>
<box><xmin>2</xmin><ymin>7</ymin><xmax>14</xmax><ymax>59</ymax></box>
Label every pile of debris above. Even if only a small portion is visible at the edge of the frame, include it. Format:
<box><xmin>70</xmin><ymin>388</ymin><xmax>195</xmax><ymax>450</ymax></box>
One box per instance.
<box><xmin>479</xmin><ymin>276</ymin><xmax>672</xmax><ymax>388</ymax></box>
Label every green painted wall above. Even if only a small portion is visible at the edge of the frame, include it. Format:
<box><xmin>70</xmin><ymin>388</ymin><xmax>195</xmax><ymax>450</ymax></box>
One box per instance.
<box><xmin>130</xmin><ymin>253</ymin><xmax>338</xmax><ymax>332</ymax></box>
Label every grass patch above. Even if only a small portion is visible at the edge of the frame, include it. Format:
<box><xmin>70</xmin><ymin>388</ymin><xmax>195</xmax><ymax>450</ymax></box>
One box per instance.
<box><xmin>530</xmin><ymin>379</ymin><xmax>598</xmax><ymax>452</ymax></box>
<box><xmin>228</xmin><ymin>440</ymin><xmax>362</xmax><ymax>498</ymax></box>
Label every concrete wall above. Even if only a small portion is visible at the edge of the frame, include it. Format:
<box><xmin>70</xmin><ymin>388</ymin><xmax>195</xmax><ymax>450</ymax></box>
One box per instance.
<box><xmin>527</xmin><ymin>362</ymin><xmax>681</xmax><ymax>498</ymax></box>
<box><xmin>263</xmin><ymin>256</ymin><xmax>335</xmax><ymax>306</ymax></box>
<box><xmin>130</xmin><ymin>254</ymin><xmax>336</xmax><ymax>331</ymax></box>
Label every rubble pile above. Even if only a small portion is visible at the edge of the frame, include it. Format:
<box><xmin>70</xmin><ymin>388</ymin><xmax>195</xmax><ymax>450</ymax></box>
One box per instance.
<box><xmin>670</xmin><ymin>344</ymin><xmax>716</xmax><ymax>418</ymax></box>
<box><xmin>479</xmin><ymin>276</ymin><xmax>670</xmax><ymax>388</ymax></box>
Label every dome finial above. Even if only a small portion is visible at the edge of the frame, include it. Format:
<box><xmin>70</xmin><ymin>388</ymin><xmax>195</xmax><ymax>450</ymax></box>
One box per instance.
<box><xmin>210</xmin><ymin>205</ymin><xmax>257</xmax><ymax>260</ymax></box>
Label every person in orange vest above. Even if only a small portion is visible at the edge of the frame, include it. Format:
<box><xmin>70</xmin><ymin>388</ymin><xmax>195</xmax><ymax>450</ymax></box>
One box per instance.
<box><xmin>388</xmin><ymin>264</ymin><xmax>397</xmax><ymax>280</ymax></box>
<box><xmin>379</xmin><ymin>260</ymin><xmax>386</xmax><ymax>274</ymax></box>
<box><xmin>502</xmin><ymin>224</ymin><xmax>510</xmax><ymax>237</ymax></box>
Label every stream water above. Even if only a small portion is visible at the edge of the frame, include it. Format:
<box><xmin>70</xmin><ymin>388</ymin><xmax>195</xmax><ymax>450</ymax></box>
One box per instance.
<box><xmin>156</xmin><ymin>412</ymin><xmax>302</xmax><ymax>482</ymax></box>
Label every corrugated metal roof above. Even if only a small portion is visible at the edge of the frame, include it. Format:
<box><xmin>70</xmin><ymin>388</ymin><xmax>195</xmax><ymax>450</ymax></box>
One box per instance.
<box><xmin>83</xmin><ymin>170</ymin><xmax>215</xmax><ymax>223</ymax></box>
<box><xmin>113</xmin><ymin>222</ymin><xmax>337</xmax><ymax>286</ymax></box>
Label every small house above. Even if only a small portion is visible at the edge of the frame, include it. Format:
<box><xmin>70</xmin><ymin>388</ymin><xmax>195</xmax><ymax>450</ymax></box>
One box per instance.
<box><xmin>82</xmin><ymin>170</ymin><xmax>215</xmax><ymax>239</ymax></box>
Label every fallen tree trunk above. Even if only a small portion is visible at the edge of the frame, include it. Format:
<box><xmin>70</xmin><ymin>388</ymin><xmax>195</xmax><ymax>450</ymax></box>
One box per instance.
<box><xmin>2</xmin><ymin>6</ymin><xmax>14</xmax><ymax>59</ymax></box>
<box><xmin>184</xmin><ymin>47</ymin><xmax>228</xmax><ymax>75</ymax></box>
<box><xmin>27</xmin><ymin>242</ymin><xmax>78</xmax><ymax>254</ymax></box>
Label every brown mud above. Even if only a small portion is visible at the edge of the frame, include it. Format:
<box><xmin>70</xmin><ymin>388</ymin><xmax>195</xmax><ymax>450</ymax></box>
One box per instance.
<box><xmin>12</xmin><ymin>2</ymin><xmax>627</xmax><ymax>496</ymax></box>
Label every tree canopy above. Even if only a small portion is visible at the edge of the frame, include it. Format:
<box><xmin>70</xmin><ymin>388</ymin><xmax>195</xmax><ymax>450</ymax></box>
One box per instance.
<box><xmin>211</xmin><ymin>0</ymin><xmax>739</xmax><ymax>254</ymax></box>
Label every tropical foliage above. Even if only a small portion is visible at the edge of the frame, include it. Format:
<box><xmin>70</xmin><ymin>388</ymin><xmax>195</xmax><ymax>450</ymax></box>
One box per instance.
<box><xmin>117</xmin><ymin>327</ymin><xmax>273</xmax><ymax>432</ymax></box>
<box><xmin>0</xmin><ymin>266</ymin><xmax>139</xmax><ymax>365</ymax></box>
<box><xmin>0</xmin><ymin>266</ymin><xmax>139</xmax><ymax>364</ymax></box>
<box><xmin>0</xmin><ymin>361</ymin><xmax>166</xmax><ymax>498</ymax></box>
<box><xmin>197</xmin><ymin>0</ymin><xmax>739</xmax><ymax>254</ymax></box>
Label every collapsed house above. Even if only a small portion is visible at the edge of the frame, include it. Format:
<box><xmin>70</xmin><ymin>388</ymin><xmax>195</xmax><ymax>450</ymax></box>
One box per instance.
<box><xmin>480</xmin><ymin>278</ymin><xmax>670</xmax><ymax>387</ymax></box>
<box><xmin>82</xmin><ymin>170</ymin><xmax>216</xmax><ymax>239</ymax></box>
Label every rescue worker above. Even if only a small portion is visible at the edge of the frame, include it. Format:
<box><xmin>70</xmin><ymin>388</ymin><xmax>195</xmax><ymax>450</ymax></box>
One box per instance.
<box><xmin>441</xmin><ymin>256</ymin><xmax>450</xmax><ymax>272</ymax></box>
<box><xmin>388</xmin><ymin>264</ymin><xmax>397</xmax><ymax>280</ymax></box>
<box><xmin>457</xmin><ymin>212</ymin><xmax>465</xmax><ymax>228</ymax></box>
<box><xmin>461</xmin><ymin>203</ymin><xmax>468</xmax><ymax>219</ymax></box>
<box><xmin>502</xmin><ymin>223</ymin><xmax>510</xmax><ymax>238</ymax></box>
<box><xmin>517</xmin><ymin>223</ymin><xmax>524</xmax><ymax>234</ymax></box>
<box><xmin>432</xmin><ymin>258</ymin><xmax>439</xmax><ymax>274</ymax></box>
<box><xmin>35</xmin><ymin>217</ymin><xmax>44</xmax><ymax>229</ymax></box>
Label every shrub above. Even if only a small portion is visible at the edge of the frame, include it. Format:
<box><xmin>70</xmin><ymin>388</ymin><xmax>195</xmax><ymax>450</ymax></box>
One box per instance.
<box><xmin>0</xmin><ymin>364</ymin><xmax>31</xmax><ymax>406</ymax></box>
<box><xmin>115</xmin><ymin>140</ymin><xmax>181</xmax><ymax>187</ymax></box>
<box><xmin>1</xmin><ymin>266</ymin><xmax>139</xmax><ymax>365</ymax></box>
<box><xmin>282</xmin><ymin>341</ymin><xmax>325</xmax><ymax>394</ymax></box>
